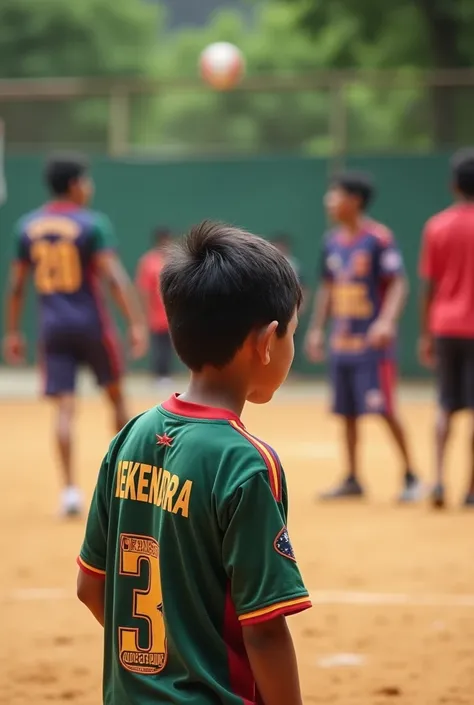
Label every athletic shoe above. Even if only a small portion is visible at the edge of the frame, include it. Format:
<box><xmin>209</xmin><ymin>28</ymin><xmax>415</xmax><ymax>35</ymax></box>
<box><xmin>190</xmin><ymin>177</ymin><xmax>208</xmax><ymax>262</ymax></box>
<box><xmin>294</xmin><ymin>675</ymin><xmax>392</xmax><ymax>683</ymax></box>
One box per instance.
<box><xmin>319</xmin><ymin>476</ymin><xmax>364</xmax><ymax>500</ymax></box>
<box><xmin>430</xmin><ymin>483</ymin><xmax>445</xmax><ymax>509</ymax></box>
<box><xmin>398</xmin><ymin>474</ymin><xmax>423</xmax><ymax>503</ymax></box>
<box><xmin>463</xmin><ymin>492</ymin><xmax>474</xmax><ymax>507</ymax></box>
<box><xmin>60</xmin><ymin>486</ymin><xmax>83</xmax><ymax>518</ymax></box>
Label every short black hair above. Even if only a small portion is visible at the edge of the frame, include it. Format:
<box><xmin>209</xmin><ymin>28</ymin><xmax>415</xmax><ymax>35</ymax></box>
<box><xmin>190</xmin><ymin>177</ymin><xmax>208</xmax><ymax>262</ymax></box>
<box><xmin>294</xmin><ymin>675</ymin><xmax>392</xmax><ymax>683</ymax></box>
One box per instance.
<box><xmin>44</xmin><ymin>153</ymin><xmax>88</xmax><ymax>196</ymax></box>
<box><xmin>452</xmin><ymin>148</ymin><xmax>474</xmax><ymax>197</ymax></box>
<box><xmin>330</xmin><ymin>171</ymin><xmax>374</xmax><ymax>210</ymax></box>
<box><xmin>161</xmin><ymin>220</ymin><xmax>302</xmax><ymax>371</ymax></box>
<box><xmin>153</xmin><ymin>227</ymin><xmax>173</xmax><ymax>246</ymax></box>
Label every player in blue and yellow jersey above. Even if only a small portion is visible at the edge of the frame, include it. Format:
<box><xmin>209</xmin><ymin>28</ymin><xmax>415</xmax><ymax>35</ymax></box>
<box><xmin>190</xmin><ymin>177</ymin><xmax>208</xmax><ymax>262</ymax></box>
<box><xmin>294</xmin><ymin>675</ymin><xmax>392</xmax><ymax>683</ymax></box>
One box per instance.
<box><xmin>306</xmin><ymin>172</ymin><xmax>421</xmax><ymax>502</ymax></box>
<box><xmin>2</xmin><ymin>154</ymin><xmax>147</xmax><ymax>516</ymax></box>
<box><xmin>77</xmin><ymin>221</ymin><xmax>310</xmax><ymax>705</ymax></box>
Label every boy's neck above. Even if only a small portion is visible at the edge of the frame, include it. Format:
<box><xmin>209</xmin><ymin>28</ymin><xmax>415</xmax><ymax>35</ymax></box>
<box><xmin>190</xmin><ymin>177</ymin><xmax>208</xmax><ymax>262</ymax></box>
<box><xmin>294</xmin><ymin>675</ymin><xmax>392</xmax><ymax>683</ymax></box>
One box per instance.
<box><xmin>339</xmin><ymin>214</ymin><xmax>364</xmax><ymax>237</ymax></box>
<box><xmin>180</xmin><ymin>372</ymin><xmax>247</xmax><ymax>417</ymax></box>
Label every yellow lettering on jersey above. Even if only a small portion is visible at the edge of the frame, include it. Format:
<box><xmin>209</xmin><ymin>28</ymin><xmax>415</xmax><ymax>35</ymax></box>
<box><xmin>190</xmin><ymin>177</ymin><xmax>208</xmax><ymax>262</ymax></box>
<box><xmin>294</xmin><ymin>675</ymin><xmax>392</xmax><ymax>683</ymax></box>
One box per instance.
<box><xmin>137</xmin><ymin>464</ymin><xmax>151</xmax><ymax>502</ymax></box>
<box><xmin>117</xmin><ymin>462</ymin><xmax>193</xmax><ymax>518</ymax></box>
<box><xmin>115</xmin><ymin>461</ymin><xmax>124</xmax><ymax>498</ymax></box>
<box><xmin>27</xmin><ymin>216</ymin><xmax>81</xmax><ymax>241</ymax></box>
<box><xmin>149</xmin><ymin>466</ymin><xmax>162</xmax><ymax>505</ymax></box>
<box><xmin>162</xmin><ymin>474</ymin><xmax>179</xmax><ymax>512</ymax></box>
<box><xmin>332</xmin><ymin>282</ymin><xmax>373</xmax><ymax>319</ymax></box>
<box><xmin>119</xmin><ymin>461</ymin><xmax>129</xmax><ymax>499</ymax></box>
<box><xmin>124</xmin><ymin>463</ymin><xmax>140</xmax><ymax>501</ymax></box>
<box><xmin>172</xmin><ymin>480</ymin><xmax>193</xmax><ymax>518</ymax></box>
<box><xmin>158</xmin><ymin>470</ymin><xmax>170</xmax><ymax>508</ymax></box>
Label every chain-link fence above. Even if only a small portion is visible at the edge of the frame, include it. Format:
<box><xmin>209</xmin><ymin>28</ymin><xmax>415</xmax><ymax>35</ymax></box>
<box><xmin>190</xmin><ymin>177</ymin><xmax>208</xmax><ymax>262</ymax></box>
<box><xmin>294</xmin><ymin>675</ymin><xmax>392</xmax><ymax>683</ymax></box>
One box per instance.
<box><xmin>2</xmin><ymin>70</ymin><xmax>474</xmax><ymax>158</ymax></box>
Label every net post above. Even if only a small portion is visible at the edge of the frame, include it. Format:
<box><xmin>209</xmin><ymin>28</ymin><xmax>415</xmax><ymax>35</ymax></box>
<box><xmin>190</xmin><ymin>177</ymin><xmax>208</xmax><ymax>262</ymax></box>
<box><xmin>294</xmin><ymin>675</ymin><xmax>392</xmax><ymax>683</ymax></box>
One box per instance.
<box><xmin>107</xmin><ymin>88</ymin><xmax>130</xmax><ymax>157</ymax></box>
<box><xmin>328</xmin><ymin>80</ymin><xmax>348</xmax><ymax>177</ymax></box>
<box><xmin>0</xmin><ymin>118</ymin><xmax>6</xmax><ymax>206</ymax></box>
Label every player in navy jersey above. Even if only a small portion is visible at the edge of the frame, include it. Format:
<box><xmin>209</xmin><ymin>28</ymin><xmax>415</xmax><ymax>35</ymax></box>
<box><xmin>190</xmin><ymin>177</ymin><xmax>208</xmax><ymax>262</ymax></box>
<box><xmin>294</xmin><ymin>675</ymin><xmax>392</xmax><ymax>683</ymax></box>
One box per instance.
<box><xmin>2</xmin><ymin>154</ymin><xmax>147</xmax><ymax>516</ymax></box>
<box><xmin>305</xmin><ymin>172</ymin><xmax>421</xmax><ymax>501</ymax></box>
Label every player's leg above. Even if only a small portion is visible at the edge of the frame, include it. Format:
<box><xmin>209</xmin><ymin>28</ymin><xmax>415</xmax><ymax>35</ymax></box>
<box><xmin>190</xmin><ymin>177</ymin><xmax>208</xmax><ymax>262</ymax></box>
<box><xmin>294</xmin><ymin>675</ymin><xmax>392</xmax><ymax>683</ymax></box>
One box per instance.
<box><xmin>104</xmin><ymin>380</ymin><xmax>130</xmax><ymax>433</ymax></box>
<box><xmin>460</xmin><ymin>339</ymin><xmax>474</xmax><ymax>506</ymax></box>
<box><xmin>84</xmin><ymin>332</ymin><xmax>130</xmax><ymax>433</ymax></box>
<box><xmin>156</xmin><ymin>330</ymin><xmax>173</xmax><ymax>383</ymax></box>
<box><xmin>320</xmin><ymin>361</ymin><xmax>364</xmax><ymax>499</ymax></box>
<box><xmin>375</xmin><ymin>359</ymin><xmax>422</xmax><ymax>503</ymax></box>
<box><xmin>433</xmin><ymin>338</ymin><xmax>461</xmax><ymax>508</ymax></box>
<box><xmin>42</xmin><ymin>344</ymin><xmax>82</xmax><ymax>516</ymax></box>
<box><xmin>150</xmin><ymin>331</ymin><xmax>161</xmax><ymax>381</ymax></box>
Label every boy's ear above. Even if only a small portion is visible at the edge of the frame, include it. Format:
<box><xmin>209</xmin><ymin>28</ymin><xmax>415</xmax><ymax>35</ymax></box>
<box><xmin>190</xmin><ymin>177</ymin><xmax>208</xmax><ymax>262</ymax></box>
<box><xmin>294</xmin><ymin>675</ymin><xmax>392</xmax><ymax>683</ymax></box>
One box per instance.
<box><xmin>256</xmin><ymin>321</ymin><xmax>278</xmax><ymax>366</ymax></box>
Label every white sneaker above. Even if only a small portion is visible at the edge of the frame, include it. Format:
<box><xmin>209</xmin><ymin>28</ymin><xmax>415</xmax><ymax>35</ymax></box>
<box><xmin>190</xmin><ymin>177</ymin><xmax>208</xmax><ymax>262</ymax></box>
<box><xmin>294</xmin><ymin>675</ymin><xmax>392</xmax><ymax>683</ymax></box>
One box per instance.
<box><xmin>60</xmin><ymin>486</ymin><xmax>83</xmax><ymax>518</ymax></box>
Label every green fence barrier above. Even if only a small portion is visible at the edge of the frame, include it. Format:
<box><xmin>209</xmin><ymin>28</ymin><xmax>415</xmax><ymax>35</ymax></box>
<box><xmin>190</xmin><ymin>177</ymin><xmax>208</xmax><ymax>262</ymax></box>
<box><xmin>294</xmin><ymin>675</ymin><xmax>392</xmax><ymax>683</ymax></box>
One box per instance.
<box><xmin>0</xmin><ymin>154</ymin><xmax>452</xmax><ymax>377</ymax></box>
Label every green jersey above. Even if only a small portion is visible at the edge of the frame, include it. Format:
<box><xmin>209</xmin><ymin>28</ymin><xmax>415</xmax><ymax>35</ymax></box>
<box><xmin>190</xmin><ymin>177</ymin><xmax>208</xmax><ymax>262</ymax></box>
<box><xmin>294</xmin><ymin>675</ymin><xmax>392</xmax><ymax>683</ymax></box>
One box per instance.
<box><xmin>79</xmin><ymin>394</ymin><xmax>311</xmax><ymax>704</ymax></box>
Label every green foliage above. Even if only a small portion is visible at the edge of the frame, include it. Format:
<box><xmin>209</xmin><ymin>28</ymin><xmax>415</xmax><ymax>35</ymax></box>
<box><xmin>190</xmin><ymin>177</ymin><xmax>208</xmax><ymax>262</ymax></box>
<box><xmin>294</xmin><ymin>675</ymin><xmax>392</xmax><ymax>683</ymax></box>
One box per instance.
<box><xmin>2</xmin><ymin>0</ymin><xmax>473</xmax><ymax>153</ymax></box>
<box><xmin>131</xmin><ymin>3</ymin><xmax>435</xmax><ymax>154</ymax></box>
<box><xmin>0</xmin><ymin>0</ymin><xmax>161</xmax><ymax>149</ymax></box>
<box><xmin>0</xmin><ymin>0</ymin><xmax>160</xmax><ymax>78</ymax></box>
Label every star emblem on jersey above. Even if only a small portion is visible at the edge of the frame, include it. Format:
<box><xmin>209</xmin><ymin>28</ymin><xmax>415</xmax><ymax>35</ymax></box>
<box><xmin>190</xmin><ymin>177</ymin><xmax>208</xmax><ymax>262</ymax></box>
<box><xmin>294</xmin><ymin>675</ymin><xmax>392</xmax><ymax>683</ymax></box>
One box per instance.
<box><xmin>274</xmin><ymin>526</ymin><xmax>296</xmax><ymax>562</ymax></box>
<box><xmin>156</xmin><ymin>433</ymin><xmax>173</xmax><ymax>447</ymax></box>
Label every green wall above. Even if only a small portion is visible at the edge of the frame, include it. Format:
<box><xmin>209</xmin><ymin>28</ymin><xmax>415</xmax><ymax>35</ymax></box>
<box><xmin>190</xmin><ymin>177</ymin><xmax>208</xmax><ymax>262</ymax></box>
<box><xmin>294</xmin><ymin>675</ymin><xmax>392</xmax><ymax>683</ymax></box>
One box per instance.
<box><xmin>0</xmin><ymin>154</ymin><xmax>452</xmax><ymax>376</ymax></box>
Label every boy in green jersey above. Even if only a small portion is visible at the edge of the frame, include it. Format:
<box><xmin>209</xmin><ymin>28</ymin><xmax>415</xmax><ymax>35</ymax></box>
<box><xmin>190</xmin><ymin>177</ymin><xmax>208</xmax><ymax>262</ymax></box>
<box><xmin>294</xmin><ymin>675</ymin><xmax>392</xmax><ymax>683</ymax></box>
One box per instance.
<box><xmin>77</xmin><ymin>221</ymin><xmax>311</xmax><ymax>705</ymax></box>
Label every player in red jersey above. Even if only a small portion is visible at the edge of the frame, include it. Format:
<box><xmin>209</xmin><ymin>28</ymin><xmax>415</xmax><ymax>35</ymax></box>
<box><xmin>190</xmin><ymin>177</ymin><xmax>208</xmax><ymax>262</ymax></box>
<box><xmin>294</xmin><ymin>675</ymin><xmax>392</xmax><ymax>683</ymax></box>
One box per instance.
<box><xmin>2</xmin><ymin>154</ymin><xmax>147</xmax><ymax>517</ymax></box>
<box><xmin>306</xmin><ymin>172</ymin><xmax>421</xmax><ymax>501</ymax></box>
<box><xmin>419</xmin><ymin>149</ymin><xmax>474</xmax><ymax>508</ymax></box>
<box><xmin>136</xmin><ymin>227</ymin><xmax>173</xmax><ymax>387</ymax></box>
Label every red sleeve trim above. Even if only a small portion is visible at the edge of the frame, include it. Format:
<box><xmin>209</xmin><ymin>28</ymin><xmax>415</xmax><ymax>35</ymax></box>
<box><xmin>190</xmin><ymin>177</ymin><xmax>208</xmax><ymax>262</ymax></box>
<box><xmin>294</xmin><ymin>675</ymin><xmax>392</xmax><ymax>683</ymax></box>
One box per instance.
<box><xmin>240</xmin><ymin>600</ymin><xmax>312</xmax><ymax>626</ymax></box>
<box><xmin>77</xmin><ymin>555</ymin><xmax>106</xmax><ymax>580</ymax></box>
<box><xmin>228</xmin><ymin>421</ymin><xmax>282</xmax><ymax>501</ymax></box>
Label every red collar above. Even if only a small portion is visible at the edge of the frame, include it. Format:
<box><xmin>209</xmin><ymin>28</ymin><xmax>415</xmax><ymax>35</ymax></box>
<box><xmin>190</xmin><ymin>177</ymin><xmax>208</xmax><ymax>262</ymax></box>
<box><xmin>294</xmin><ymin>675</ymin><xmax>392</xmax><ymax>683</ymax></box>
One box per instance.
<box><xmin>43</xmin><ymin>201</ymin><xmax>79</xmax><ymax>213</ymax></box>
<box><xmin>162</xmin><ymin>394</ymin><xmax>242</xmax><ymax>423</ymax></box>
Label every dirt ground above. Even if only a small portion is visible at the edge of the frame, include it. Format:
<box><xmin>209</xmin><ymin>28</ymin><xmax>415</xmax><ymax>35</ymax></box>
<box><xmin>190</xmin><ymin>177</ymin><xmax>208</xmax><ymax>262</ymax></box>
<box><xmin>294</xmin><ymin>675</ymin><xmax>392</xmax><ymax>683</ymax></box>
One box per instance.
<box><xmin>1</xmin><ymin>386</ymin><xmax>473</xmax><ymax>705</ymax></box>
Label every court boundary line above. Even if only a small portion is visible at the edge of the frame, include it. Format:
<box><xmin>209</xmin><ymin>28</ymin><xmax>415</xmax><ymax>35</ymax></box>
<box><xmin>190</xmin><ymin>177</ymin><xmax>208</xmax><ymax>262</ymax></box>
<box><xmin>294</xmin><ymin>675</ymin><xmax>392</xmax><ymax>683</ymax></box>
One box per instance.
<box><xmin>5</xmin><ymin>588</ymin><xmax>474</xmax><ymax>607</ymax></box>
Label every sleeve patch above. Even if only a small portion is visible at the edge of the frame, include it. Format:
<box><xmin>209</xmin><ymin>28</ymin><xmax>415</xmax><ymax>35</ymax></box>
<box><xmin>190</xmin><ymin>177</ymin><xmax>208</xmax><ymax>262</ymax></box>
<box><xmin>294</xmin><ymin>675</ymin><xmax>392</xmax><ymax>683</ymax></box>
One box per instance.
<box><xmin>380</xmin><ymin>249</ymin><xmax>402</xmax><ymax>272</ymax></box>
<box><xmin>274</xmin><ymin>526</ymin><xmax>296</xmax><ymax>561</ymax></box>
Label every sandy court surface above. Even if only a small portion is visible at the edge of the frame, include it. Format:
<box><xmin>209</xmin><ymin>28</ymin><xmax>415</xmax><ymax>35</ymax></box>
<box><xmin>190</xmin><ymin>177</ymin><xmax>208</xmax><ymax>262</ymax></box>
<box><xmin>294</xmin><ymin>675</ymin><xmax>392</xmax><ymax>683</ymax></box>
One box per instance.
<box><xmin>1</xmin><ymin>384</ymin><xmax>473</xmax><ymax>704</ymax></box>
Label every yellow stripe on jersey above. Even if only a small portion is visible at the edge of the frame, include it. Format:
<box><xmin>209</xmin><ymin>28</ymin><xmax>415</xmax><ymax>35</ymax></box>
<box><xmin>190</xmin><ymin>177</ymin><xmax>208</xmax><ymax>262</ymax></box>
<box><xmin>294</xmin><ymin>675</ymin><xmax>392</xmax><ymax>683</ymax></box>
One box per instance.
<box><xmin>229</xmin><ymin>420</ymin><xmax>280</xmax><ymax>500</ymax></box>
<box><xmin>78</xmin><ymin>555</ymin><xmax>106</xmax><ymax>576</ymax></box>
<box><xmin>239</xmin><ymin>596</ymin><xmax>310</xmax><ymax>622</ymax></box>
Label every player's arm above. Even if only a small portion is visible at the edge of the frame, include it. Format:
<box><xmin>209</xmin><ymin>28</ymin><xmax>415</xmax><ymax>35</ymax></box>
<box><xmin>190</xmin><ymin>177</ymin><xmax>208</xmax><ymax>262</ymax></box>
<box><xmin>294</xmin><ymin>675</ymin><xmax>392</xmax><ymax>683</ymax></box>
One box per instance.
<box><xmin>418</xmin><ymin>223</ymin><xmax>436</xmax><ymax>367</ymax></box>
<box><xmin>378</xmin><ymin>273</ymin><xmax>408</xmax><ymax>324</ymax></box>
<box><xmin>77</xmin><ymin>570</ymin><xmax>105</xmax><ymax>626</ymax></box>
<box><xmin>91</xmin><ymin>216</ymin><xmax>148</xmax><ymax>359</ymax></box>
<box><xmin>77</xmin><ymin>454</ymin><xmax>109</xmax><ymax>626</ymax></box>
<box><xmin>242</xmin><ymin>616</ymin><xmax>302</xmax><ymax>705</ymax></box>
<box><xmin>3</xmin><ymin>226</ymin><xmax>30</xmax><ymax>364</ymax></box>
<box><xmin>368</xmin><ymin>239</ymin><xmax>408</xmax><ymax>348</ymax></box>
<box><xmin>305</xmin><ymin>245</ymin><xmax>331</xmax><ymax>363</ymax></box>
<box><xmin>135</xmin><ymin>256</ymin><xmax>152</xmax><ymax>315</ymax></box>
<box><xmin>222</xmin><ymin>471</ymin><xmax>310</xmax><ymax>705</ymax></box>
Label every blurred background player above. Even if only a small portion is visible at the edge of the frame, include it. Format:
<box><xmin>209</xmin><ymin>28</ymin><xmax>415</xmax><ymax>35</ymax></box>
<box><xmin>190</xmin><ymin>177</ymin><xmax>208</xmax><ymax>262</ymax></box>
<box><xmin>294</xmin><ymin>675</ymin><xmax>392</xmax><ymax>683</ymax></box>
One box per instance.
<box><xmin>135</xmin><ymin>226</ymin><xmax>174</xmax><ymax>388</ymax></box>
<box><xmin>305</xmin><ymin>171</ymin><xmax>421</xmax><ymax>502</ymax></box>
<box><xmin>2</xmin><ymin>154</ymin><xmax>147</xmax><ymax>517</ymax></box>
<box><xmin>419</xmin><ymin>149</ymin><xmax>474</xmax><ymax>509</ymax></box>
<box><xmin>77</xmin><ymin>221</ymin><xmax>310</xmax><ymax>705</ymax></box>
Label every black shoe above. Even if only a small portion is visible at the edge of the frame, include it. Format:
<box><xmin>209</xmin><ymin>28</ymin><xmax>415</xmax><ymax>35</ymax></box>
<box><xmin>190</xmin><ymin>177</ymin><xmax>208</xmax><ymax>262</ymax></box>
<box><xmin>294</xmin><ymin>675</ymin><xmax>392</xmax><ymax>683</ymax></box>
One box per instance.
<box><xmin>319</xmin><ymin>476</ymin><xmax>364</xmax><ymax>500</ymax></box>
<box><xmin>431</xmin><ymin>484</ymin><xmax>445</xmax><ymax>509</ymax></box>
<box><xmin>463</xmin><ymin>492</ymin><xmax>474</xmax><ymax>507</ymax></box>
<box><xmin>398</xmin><ymin>473</ymin><xmax>423</xmax><ymax>504</ymax></box>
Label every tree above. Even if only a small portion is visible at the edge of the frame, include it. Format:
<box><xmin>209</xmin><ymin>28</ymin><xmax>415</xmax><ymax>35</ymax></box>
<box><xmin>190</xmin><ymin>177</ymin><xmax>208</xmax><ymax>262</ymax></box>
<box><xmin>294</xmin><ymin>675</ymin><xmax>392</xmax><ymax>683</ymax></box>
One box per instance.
<box><xmin>282</xmin><ymin>0</ymin><xmax>474</xmax><ymax>145</ymax></box>
<box><xmin>132</xmin><ymin>4</ymin><xmax>431</xmax><ymax>155</ymax></box>
<box><xmin>0</xmin><ymin>0</ymin><xmax>162</xmax><ymax>148</ymax></box>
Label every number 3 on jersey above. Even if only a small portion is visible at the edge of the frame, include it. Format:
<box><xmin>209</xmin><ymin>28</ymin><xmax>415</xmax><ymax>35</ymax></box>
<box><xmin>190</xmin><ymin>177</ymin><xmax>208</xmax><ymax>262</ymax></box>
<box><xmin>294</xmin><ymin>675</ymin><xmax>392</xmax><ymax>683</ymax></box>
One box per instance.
<box><xmin>119</xmin><ymin>533</ymin><xmax>168</xmax><ymax>675</ymax></box>
<box><xmin>31</xmin><ymin>240</ymin><xmax>82</xmax><ymax>294</ymax></box>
